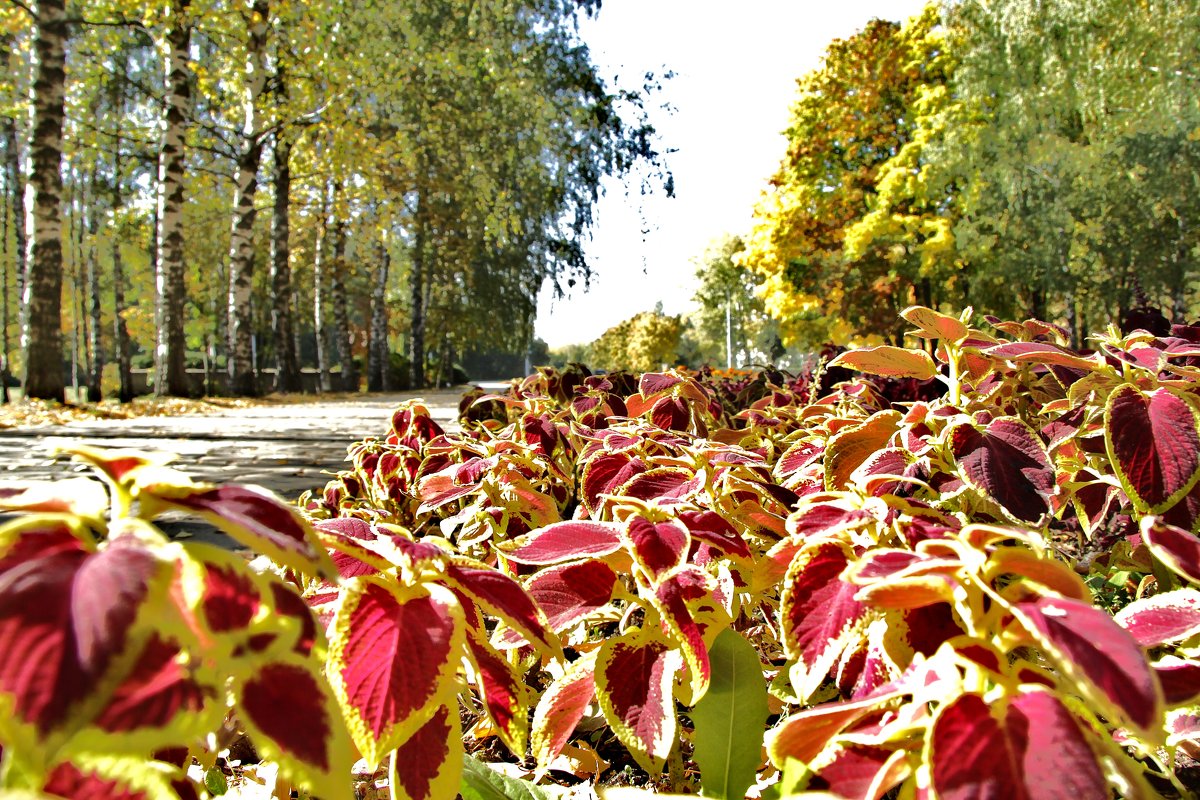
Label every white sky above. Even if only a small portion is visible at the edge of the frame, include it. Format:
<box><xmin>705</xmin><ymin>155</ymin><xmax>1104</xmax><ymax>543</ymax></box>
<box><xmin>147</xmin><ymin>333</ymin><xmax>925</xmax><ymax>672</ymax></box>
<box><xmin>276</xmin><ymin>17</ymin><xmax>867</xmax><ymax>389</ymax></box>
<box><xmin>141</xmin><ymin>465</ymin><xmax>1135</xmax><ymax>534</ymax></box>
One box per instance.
<box><xmin>534</xmin><ymin>0</ymin><xmax>930</xmax><ymax>348</ymax></box>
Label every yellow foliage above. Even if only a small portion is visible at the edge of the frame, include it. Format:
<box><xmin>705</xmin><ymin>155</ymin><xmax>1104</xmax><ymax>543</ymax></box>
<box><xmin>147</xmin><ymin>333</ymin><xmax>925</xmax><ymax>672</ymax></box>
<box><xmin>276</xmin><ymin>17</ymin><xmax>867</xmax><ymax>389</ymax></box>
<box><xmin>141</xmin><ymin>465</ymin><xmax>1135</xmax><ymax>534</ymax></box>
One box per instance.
<box><xmin>590</xmin><ymin>310</ymin><xmax>683</xmax><ymax>373</ymax></box>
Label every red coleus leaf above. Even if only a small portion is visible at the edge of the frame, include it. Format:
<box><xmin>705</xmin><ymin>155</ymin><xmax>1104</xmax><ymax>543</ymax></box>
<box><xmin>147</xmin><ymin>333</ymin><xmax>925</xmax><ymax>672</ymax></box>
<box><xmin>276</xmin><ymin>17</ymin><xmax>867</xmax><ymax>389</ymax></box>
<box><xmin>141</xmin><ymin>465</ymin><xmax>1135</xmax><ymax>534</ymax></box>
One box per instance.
<box><xmin>594</xmin><ymin>630</ymin><xmax>683</xmax><ymax>773</ymax></box>
<box><xmin>653</xmin><ymin>566</ymin><xmax>716</xmax><ymax>700</ymax></box>
<box><xmin>1015</xmin><ymin>595</ymin><xmax>1162</xmax><ymax>734</ymax></box>
<box><xmin>767</xmin><ymin>684</ymin><xmax>907</xmax><ymax>767</ymax></box>
<box><xmin>1142</xmin><ymin>516</ymin><xmax>1200</xmax><ymax>583</ymax></box>
<box><xmin>984</xmin><ymin>341</ymin><xmax>1098</xmax><ymax>371</ymax></box>
<box><xmin>1006</xmin><ymin>688</ymin><xmax>1108</xmax><ymax>800</ymax></box>
<box><xmin>390</xmin><ymin>404</ymin><xmax>444</xmax><ymax>448</ymax></box>
<box><xmin>328</xmin><ymin>579</ymin><xmax>464</xmax><ymax>768</ymax></box>
<box><xmin>775</xmin><ymin>440</ymin><xmax>825</xmax><ymax>479</ymax></box>
<box><xmin>0</xmin><ymin>531</ymin><xmax>168</xmax><ymax>738</ymax></box>
<box><xmin>523</xmin><ymin>559</ymin><xmax>618</xmax><ymax>634</ymax></box>
<box><xmin>649</xmin><ymin>396</ymin><xmax>691</xmax><ymax>432</ymax></box>
<box><xmin>498</xmin><ymin>521</ymin><xmax>623</xmax><ymax>565</ymax></box>
<box><xmin>388</xmin><ymin>702</ymin><xmax>462</xmax><ymax>800</ymax></box>
<box><xmin>781</xmin><ymin>540</ymin><xmax>869</xmax><ymax>700</ymax></box>
<box><xmin>621</xmin><ymin>467</ymin><xmax>703</xmax><ymax>505</ymax></box>
<box><xmin>808</xmin><ymin>745</ymin><xmax>907</xmax><ymax>800</ymax></box>
<box><xmin>443</xmin><ymin>560</ymin><xmax>559</xmax><ymax>658</ymax></box>
<box><xmin>849</xmin><ymin>447</ymin><xmax>911</xmax><ymax>496</ymax></box>
<box><xmin>270</xmin><ymin>581</ymin><xmax>320</xmax><ymax>657</ymax></box>
<box><xmin>928</xmin><ymin>693</ymin><xmax>1023</xmax><ymax>800</ymax></box>
<box><xmin>89</xmin><ymin>634</ymin><xmax>215</xmax><ymax>740</ymax></box>
<box><xmin>580</xmin><ymin>452</ymin><xmax>646</xmax><ymax>514</ymax></box>
<box><xmin>678</xmin><ymin>510</ymin><xmax>752</xmax><ymax>559</ymax></box>
<box><xmin>640</xmin><ymin>372</ymin><xmax>682</xmax><ymax>398</ymax></box>
<box><xmin>949</xmin><ymin>417</ymin><xmax>1055</xmax><ymax>522</ymax></box>
<box><xmin>200</xmin><ymin>562</ymin><xmax>261</xmax><ymax>634</ymax></box>
<box><xmin>623</xmin><ymin>515</ymin><xmax>689</xmax><ymax>581</ymax></box>
<box><xmin>416</xmin><ymin>455</ymin><xmax>498</xmax><ymax>512</ymax></box>
<box><xmin>1115</xmin><ymin>588</ymin><xmax>1200</xmax><ymax>647</ymax></box>
<box><xmin>1106</xmin><ymin>385</ymin><xmax>1200</xmax><ymax>513</ymax></box>
<box><xmin>42</xmin><ymin>756</ymin><xmax>182</xmax><ymax>800</ymax></box>
<box><xmin>144</xmin><ymin>484</ymin><xmax>335</xmax><ymax>578</ymax></box>
<box><xmin>237</xmin><ymin>658</ymin><xmax>353</xmax><ymax>800</ymax></box>
<box><xmin>929</xmin><ymin>691</ymin><xmax>1106</xmax><ymax>800</ymax></box>
<box><xmin>1154</xmin><ymin>657</ymin><xmax>1200</xmax><ymax>705</ymax></box>
<box><xmin>0</xmin><ymin>517</ymin><xmax>94</xmax><ymax>571</ymax></box>
<box><xmin>464</xmin><ymin>625</ymin><xmax>529</xmax><ymax>755</ymax></box>
<box><xmin>531</xmin><ymin>652</ymin><xmax>598</xmax><ymax>771</ymax></box>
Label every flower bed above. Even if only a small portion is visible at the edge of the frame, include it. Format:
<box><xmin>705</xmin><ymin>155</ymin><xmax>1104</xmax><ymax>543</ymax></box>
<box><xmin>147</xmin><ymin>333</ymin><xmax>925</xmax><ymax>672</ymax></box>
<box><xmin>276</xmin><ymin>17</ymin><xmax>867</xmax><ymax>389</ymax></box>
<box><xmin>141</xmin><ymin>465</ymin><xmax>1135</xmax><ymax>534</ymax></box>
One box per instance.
<box><xmin>4</xmin><ymin>306</ymin><xmax>1200</xmax><ymax>798</ymax></box>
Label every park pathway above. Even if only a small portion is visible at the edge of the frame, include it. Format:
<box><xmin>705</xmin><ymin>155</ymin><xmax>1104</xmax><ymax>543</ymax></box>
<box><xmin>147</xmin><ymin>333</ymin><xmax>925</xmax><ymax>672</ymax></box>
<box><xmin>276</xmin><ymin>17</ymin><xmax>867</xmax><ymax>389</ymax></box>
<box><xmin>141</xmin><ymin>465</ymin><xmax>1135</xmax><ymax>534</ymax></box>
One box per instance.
<box><xmin>0</xmin><ymin>388</ymin><xmax>472</xmax><ymax>503</ymax></box>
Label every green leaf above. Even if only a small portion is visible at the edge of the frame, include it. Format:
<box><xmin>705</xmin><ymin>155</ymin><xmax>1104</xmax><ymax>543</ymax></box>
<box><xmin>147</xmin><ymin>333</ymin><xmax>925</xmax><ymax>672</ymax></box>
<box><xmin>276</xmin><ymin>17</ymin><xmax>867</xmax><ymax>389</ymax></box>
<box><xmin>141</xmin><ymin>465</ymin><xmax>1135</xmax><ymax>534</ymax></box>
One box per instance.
<box><xmin>204</xmin><ymin>766</ymin><xmax>229</xmax><ymax>796</ymax></box>
<box><xmin>459</xmin><ymin>754</ymin><xmax>552</xmax><ymax>800</ymax></box>
<box><xmin>691</xmin><ymin>628</ymin><xmax>770</xmax><ymax>799</ymax></box>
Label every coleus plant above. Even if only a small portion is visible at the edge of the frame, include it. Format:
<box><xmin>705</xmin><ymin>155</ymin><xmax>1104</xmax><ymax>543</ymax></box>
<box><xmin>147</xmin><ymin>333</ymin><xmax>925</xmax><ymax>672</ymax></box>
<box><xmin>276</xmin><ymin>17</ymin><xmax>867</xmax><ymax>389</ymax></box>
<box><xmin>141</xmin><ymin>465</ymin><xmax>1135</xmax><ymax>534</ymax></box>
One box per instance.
<box><xmin>301</xmin><ymin>514</ymin><xmax>561</xmax><ymax>800</ymax></box>
<box><xmin>0</xmin><ymin>446</ymin><xmax>352</xmax><ymax>799</ymax></box>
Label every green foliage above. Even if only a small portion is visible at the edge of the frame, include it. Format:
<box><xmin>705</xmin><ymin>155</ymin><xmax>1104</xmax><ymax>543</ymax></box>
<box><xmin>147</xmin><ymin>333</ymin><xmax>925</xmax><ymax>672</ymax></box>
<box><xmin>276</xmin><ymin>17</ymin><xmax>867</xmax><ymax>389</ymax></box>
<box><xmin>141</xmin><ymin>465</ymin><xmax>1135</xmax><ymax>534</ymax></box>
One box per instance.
<box><xmin>459</xmin><ymin>755</ymin><xmax>552</xmax><ymax>800</ymax></box>
<box><xmin>743</xmin><ymin>0</ymin><xmax>1200</xmax><ymax>347</ymax></box>
<box><xmin>691</xmin><ymin>627</ymin><xmax>770</xmax><ymax>800</ymax></box>
<box><xmin>689</xmin><ymin>235</ymin><xmax>779</xmax><ymax>368</ymax></box>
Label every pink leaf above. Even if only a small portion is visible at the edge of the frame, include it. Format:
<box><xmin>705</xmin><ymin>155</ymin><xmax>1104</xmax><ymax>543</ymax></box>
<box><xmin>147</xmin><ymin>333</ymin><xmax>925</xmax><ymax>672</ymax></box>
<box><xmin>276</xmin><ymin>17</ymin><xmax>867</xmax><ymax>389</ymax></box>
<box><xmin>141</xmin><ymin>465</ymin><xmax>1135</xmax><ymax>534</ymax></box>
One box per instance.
<box><xmin>1142</xmin><ymin>516</ymin><xmax>1200</xmax><ymax>583</ymax></box>
<box><xmin>623</xmin><ymin>516</ymin><xmax>689</xmax><ymax>580</ymax></box>
<box><xmin>1016</xmin><ymin>596</ymin><xmax>1161</xmax><ymax>733</ymax></box>
<box><xmin>1115</xmin><ymin>589</ymin><xmax>1200</xmax><ymax>646</ymax></box>
<box><xmin>532</xmin><ymin>655</ymin><xmax>597</xmax><ymax>769</ymax></box>
<box><xmin>1005</xmin><ymin>690</ymin><xmax>1109</xmax><ymax>800</ymax></box>
<box><xmin>524</xmin><ymin>559</ymin><xmax>618</xmax><ymax>634</ymax></box>
<box><xmin>500</xmin><ymin>521</ymin><xmax>623</xmax><ymax>566</ymax></box>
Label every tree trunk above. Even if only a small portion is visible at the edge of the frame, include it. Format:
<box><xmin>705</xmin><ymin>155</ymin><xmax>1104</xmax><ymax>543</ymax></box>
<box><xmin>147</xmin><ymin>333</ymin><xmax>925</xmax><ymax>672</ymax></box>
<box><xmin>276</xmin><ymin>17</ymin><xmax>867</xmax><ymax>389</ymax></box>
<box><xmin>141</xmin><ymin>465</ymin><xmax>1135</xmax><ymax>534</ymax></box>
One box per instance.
<box><xmin>368</xmin><ymin>230</ymin><xmax>390</xmax><ymax>391</ymax></box>
<box><xmin>1</xmin><ymin>136</ymin><xmax>9</xmax><ymax>403</ymax></box>
<box><xmin>409</xmin><ymin>189</ymin><xmax>427</xmax><ymax>389</ymax></box>
<box><xmin>68</xmin><ymin>174</ymin><xmax>86</xmax><ymax>399</ymax></box>
<box><xmin>108</xmin><ymin>99</ymin><xmax>135</xmax><ymax>403</ymax></box>
<box><xmin>330</xmin><ymin>215</ymin><xmax>356</xmax><ymax>392</ymax></box>
<box><xmin>85</xmin><ymin>167</ymin><xmax>102</xmax><ymax>401</ymax></box>
<box><xmin>155</xmin><ymin>0</ymin><xmax>192</xmax><ymax>397</ymax></box>
<box><xmin>226</xmin><ymin>0</ymin><xmax>269</xmax><ymax>397</ymax></box>
<box><xmin>22</xmin><ymin>0</ymin><xmax>68</xmax><ymax>402</ymax></box>
<box><xmin>313</xmin><ymin>182</ymin><xmax>332</xmax><ymax>393</ymax></box>
<box><xmin>270</xmin><ymin>132</ymin><xmax>300</xmax><ymax>391</ymax></box>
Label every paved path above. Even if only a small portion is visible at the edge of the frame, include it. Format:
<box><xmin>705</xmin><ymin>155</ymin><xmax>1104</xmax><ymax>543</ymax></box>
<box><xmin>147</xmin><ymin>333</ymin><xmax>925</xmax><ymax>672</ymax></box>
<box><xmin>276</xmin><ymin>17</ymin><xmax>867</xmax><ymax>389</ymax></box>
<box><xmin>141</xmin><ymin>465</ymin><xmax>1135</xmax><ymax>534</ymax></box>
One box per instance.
<box><xmin>0</xmin><ymin>389</ymin><xmax>470</xmax><ymax>502</ymax></box>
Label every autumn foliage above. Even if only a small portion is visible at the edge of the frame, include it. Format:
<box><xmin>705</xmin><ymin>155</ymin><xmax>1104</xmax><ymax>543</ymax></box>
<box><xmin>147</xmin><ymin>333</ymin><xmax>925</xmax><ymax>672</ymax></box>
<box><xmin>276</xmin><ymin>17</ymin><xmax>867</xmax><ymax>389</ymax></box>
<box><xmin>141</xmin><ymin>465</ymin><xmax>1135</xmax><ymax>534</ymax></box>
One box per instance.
<box><xmin>7</xmin><ymin>306</ymin><xmax>1200</xmax><ymax>797</ymax></box>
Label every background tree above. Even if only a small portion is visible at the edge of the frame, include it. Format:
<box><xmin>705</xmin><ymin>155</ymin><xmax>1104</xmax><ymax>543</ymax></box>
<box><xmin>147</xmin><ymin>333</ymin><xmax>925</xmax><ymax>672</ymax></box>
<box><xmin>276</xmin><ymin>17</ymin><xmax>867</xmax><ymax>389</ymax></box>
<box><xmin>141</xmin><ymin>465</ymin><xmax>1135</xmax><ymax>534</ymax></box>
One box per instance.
<box><xmin>689</xmin><ymin>234</ymin><xmax>777</xmax><ymax>368</ymax></box>
<box><xmin>739</xmin><ymin>9</ymin><xmax>949</xmax><ymax>350</ymax></box>
<box><xmin>590</xmin><ymin>307</ymin><xmax>682</xmax><ymax>373</ymax></box>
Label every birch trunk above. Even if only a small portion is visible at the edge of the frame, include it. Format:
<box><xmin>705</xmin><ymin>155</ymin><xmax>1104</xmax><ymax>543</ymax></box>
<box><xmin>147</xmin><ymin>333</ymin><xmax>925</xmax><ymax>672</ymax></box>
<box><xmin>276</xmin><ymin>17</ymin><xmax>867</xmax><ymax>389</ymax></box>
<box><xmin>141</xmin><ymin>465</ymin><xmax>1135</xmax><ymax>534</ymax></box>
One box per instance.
<box><xmin>22</xmin><ymin>0</ymin><xmax>68</xmax><ymax>401</ymax></box>
<box><xmin>226</xmin><ymin>0</ymin><xmax>269</xmax><ymax>397</ymax></box>
<box><xmin>155</xmin><ymin>0</ymin><xmax>192</xmax><ymax>396</ymax></box>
